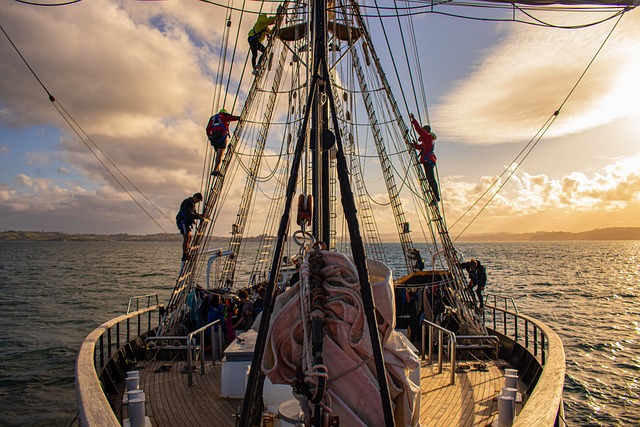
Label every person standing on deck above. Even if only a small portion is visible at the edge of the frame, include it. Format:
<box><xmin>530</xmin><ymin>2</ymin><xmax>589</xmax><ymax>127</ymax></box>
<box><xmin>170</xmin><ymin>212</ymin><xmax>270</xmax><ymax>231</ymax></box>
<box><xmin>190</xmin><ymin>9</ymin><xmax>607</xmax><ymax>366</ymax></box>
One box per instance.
<box><xmin>206</xmin><ymin>109</ymin><xmax>240</xmax><ymax>177</ymax></box>
<box><xmin>247</xmin><ymin>11</ymin><xmax>278</xmax><ymax>74</ymax></box>
<box><xmin>233</xmin><ymin>289</ymin><xmax>254</xmax><ymax>332</ymax></box>
<box><xmin>176</xmin><ymin>193</ymin><xmax>205</xmax><ymax>261</ymax></box>
<box><xmin>458</xmin><ymin>258</ymin><xmax>487</xmax><ymax>309</ymax></box>
<box><xmin>409</xmin><ymin>113</ymin><xmax>440</xmax><ymax>205</ymax></box>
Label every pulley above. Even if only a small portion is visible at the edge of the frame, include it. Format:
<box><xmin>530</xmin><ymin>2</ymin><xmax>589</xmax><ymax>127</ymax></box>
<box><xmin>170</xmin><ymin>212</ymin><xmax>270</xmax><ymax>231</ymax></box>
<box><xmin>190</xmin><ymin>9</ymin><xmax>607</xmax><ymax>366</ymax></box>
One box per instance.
<box><xmin>297</xmin><ymin>194</ymin><xmax>313</xmax><ymax>227</ymax></box>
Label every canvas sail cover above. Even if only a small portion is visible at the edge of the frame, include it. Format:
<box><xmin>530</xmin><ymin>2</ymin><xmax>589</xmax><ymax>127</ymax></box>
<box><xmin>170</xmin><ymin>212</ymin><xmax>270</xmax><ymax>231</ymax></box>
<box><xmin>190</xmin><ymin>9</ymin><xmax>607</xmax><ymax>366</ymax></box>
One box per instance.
<box><xmin>262</xmin><ymin>252</ymin><xmax>421</xmax><ymax>426</ymax></box>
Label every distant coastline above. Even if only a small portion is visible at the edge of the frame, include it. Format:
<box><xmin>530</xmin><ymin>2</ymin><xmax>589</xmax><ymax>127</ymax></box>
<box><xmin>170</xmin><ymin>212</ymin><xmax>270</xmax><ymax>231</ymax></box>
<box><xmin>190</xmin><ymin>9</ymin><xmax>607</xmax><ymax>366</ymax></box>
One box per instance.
<box><xmin>1</xmin><ymin>227</ymin><xmax>640</xmax><ymax>242</ymax></box>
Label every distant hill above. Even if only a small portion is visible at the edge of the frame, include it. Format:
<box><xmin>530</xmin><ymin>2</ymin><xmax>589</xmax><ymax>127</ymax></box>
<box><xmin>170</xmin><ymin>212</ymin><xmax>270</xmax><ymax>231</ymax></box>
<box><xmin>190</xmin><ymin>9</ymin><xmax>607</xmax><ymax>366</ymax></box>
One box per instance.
<box><xmin>0</xmin><ymin>231</ymin><xmax>178</xmax><ymax>242</ymax></box>
<box><xmin>459</xmin><ymin>227</ymin><xmax>640</xmax><ymax>242</ymax></box>
<box><xmin>1</xmin><ymin>227</ymin><xmax>639</xmax><ymax>242</ymax></box>
<box><xmin>0</xmin><ymin>230</ymin><xmax>260</xmax><ymax>242</ymax></box>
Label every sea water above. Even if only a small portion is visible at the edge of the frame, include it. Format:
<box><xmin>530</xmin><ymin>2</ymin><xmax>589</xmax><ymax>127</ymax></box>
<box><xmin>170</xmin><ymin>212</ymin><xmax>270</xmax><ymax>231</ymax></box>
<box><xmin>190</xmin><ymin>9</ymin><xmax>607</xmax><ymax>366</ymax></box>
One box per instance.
<box><xmin>0</xmin><ymin>240</ymin><xmax>638</xmax><ymax>426</ymax></box>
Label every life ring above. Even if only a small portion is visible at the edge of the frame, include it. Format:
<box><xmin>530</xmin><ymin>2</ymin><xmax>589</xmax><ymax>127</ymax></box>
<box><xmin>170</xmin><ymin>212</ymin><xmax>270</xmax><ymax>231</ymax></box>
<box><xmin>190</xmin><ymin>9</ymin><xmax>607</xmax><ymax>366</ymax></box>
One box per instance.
<box><xmin>296</xmin><ymin>194</ymin><xmax>313</xmax><ymax>226</ymax></box>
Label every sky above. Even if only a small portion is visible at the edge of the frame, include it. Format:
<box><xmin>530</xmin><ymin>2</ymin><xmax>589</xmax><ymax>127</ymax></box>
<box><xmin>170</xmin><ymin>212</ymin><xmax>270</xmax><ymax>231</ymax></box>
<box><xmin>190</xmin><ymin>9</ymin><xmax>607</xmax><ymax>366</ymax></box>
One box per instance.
<box><xmin>1</xmin><ymin>0</ymin><xmax>639</xmax><ymax>238</ymax></box>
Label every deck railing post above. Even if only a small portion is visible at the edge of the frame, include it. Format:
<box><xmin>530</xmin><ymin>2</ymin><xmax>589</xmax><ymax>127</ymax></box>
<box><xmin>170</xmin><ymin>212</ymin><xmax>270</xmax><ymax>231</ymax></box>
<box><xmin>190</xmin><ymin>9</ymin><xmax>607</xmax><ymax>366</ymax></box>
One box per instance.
<box><xmin>503</xmin><ymin>310</ymin><xmax>507</xmax><ymax>335</ymax></box>
<box><xmin>214</xmin><ymin>325</ymin><xmax>218</xmax><ymax>365</ymax></box>
<box><xmin>438</xmin><ymin>329</ymin><xmax>443</xmax><ymax>374</ymax></box>
<box><xmin>199</xmin><ymin>330</ymin><xmax>205</xmax><ymax>374</ymax></box>
<box><xmin>99</xmin><ymin>334</ymin><xmax>104</xmax><ymax>368</ymax></box>
<box><xmin>449</xmin><ymin>335</ymin><xmax>456</xmax><ymax>385</ymax></box>
<box><xmin>187</xmin><ymin>336</ymin><xmax>193</xmax><ymax>386</ymax></box>
<box><xmin>524</xmin><ymin>319</ymin><xmax>529</xmax><ymax>349</ymax></box>
<box><xmin>421</xmin><ymin>322</ymin><xmax>426</xmax><ymax>360</ymax></box>
<box><xmin>107</xmin><ymin>328</ymin><xmax>112</xmax><ymax>360</ymax></box>
<box><xmin>541</xmin><ymin>334</ymin><xmax>546</xmax><ymax>365</ymax></box>
<box><xmin>428</xmin><ymin>324</ymin><xmax>434</xmax><ymax>365</ymax></box>
<box><xmin>218</xmin><ymin>325</ymin><xmax>223</xmax><ymax>361</ymax></box>
<box><xmin>116</xmin><ymin>323</ymin><xmax>120</xmax><ymax>350</ymax></box>
<box><xmin>492</xmin><ymin>307</ymin><xmax>497</xmax><ymax>330</ymax></box>
<box><xmin>514</xmin><ymin>316</ymin><xmax>518</xmax><ymax>342</ymax></box>
<box><xmin>534</xmin><ymin>327</ymin><xmax>538</xmax><ymax>356</ymax></box>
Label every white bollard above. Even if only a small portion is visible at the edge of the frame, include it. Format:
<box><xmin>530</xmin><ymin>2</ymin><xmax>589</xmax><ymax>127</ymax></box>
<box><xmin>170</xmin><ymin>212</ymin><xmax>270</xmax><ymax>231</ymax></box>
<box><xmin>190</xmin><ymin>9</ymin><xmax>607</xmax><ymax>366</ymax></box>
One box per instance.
<box><xmin>498</xmin><ymin>395</ymin><xmax>515</xmax><ymax>427</ymax></box>
<box><xmin>128</xmin><ymin>390</ymin><xmax>146</xmax><ymax>427</ymax></box>
<box><xmin>126</xmin><ymin>371</ymin><xmax>140</xmax><ymax>391</ymax></box>
<box><xmin>504</xmin><ymin>368</ymin><xmax>518</xmax><ymax>377</ymax></box>
<box><xmin>505</xmin><ymin>374</ymin><xmax>518</xmax><ymax>389</ymax></box>
<box><xmin>502</xmin><ymin>387</ymin><xmax>518</xmax><ymax>415</ymax></box>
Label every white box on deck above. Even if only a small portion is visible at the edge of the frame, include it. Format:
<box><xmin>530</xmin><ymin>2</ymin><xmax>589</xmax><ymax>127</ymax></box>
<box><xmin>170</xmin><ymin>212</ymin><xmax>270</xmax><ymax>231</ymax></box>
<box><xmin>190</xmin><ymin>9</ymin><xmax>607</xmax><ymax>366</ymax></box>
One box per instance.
<box><xmin>220</xmin><ymin>330</ymin><xmax>257</xmax><ymax>398</ymax></box>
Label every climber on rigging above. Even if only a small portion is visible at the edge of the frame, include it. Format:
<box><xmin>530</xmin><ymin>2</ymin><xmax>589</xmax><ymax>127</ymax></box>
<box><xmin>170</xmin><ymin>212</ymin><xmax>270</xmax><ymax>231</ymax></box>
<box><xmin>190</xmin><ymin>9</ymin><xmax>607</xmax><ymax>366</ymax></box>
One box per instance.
<box><xmin>176</xmin><ymin>192</ymin><xmax>205</xmax><ymax>262</ymax></box>
<box><xmin>247</xmin><ymin>8</ymin><xmax>280</xmax><ymax>74</ymax></box>
<box><xmin>206</xmin><ymin>108</ymin><xmax>240</xmax><ymax>177</ymax></box>
<box><xmin>409</xmin><ymin>113</ymin><xmax>440</xmax><ymax>205</ymax></box>
<box><xmin>457</xmin><ymin>258</ymin><xmax>487</xmax><ymax>309</ymax></box>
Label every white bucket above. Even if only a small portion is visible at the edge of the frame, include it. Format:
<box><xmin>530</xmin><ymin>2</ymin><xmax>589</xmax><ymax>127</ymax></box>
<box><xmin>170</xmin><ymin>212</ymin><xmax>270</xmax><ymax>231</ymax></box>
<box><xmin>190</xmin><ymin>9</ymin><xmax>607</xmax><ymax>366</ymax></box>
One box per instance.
<box><xmin>278</xmin><ymin>399</ymin><xmax>303</xmax><ymax>427</ymax></box>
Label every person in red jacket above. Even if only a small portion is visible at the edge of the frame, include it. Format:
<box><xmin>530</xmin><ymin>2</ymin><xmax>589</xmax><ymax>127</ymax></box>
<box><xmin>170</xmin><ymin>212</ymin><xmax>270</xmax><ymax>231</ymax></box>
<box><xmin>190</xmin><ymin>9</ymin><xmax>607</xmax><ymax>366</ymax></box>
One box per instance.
<box><xmin>206</xmin><ymin>108</ymin><xmax>240</xmax><ymax>177</ymax></box>
<box><xmin>409</xmin><ymin>113</ymin><xmax>440</xmax><ymax>204</ymax></box>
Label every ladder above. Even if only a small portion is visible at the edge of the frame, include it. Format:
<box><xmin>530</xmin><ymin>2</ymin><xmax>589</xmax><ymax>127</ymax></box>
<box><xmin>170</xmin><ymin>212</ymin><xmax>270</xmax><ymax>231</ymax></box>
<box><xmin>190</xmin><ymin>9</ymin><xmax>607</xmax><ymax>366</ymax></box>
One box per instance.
<box><xmin>330</xmin><ymin>75</ymin><xmax>386</xmax><ymax>263</ymax></box>
<box><xmin>219</xmin><ymin>43</ymin><xmax>290</xmax><ymax>287</ymax></box>
<box><xmin>349</xmin><ymin>1</ymin><xmax>484</xmax><ymax>333</ymax></box>
<box><xmin>350</xmin><ymin>36</ymin><xmax>416</xmax><ymax>273</ymax></box>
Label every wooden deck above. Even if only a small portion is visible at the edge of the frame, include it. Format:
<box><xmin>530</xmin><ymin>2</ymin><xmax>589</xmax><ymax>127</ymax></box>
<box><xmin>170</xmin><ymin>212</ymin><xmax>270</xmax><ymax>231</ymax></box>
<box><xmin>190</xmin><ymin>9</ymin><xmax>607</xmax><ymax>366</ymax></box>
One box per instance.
<box><xmin>132</xmin><ymin>359</ymin><xmax>508</xmax><ymax>427</ymax></box>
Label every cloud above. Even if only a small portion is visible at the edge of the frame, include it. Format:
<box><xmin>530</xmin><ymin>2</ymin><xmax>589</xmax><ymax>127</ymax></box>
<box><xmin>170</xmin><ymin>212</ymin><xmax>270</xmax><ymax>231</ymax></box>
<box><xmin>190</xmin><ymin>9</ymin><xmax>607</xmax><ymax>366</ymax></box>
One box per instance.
<box><xmin>1</xmin><ymin>2</ymin><xmax>637</xmax><ymax>238</ymax></box>
<box><xmin>433</xmin><ymin>11</ymin><xmax>640</xmax><ymax>144</ymax></box>
<box><xmin>446</xmin><ymin>153</ymin><xmax>640</xmax><ymax>234</ymax></box>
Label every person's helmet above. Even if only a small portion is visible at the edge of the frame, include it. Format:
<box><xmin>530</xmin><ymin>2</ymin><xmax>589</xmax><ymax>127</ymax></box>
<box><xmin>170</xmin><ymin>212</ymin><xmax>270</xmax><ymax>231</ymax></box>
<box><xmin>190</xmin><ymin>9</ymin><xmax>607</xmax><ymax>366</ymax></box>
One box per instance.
<box><xmin>219</xmin><ymin>108</ymin><xmax>228</xmax><ymax>114</ymax></box>
<box><xmin>422</xmin><ymin>125</ymin><xmax>431</xmax><ymax>133</ymax></box>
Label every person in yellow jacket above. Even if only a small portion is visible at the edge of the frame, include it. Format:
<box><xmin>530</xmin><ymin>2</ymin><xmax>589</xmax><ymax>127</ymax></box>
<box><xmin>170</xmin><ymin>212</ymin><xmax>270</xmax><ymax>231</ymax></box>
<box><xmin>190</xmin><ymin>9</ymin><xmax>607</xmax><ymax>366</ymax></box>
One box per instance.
<box><xmin>248</xmin><ymin>12</ymin><xmax>277</xmax><ymax>71</ymax></box>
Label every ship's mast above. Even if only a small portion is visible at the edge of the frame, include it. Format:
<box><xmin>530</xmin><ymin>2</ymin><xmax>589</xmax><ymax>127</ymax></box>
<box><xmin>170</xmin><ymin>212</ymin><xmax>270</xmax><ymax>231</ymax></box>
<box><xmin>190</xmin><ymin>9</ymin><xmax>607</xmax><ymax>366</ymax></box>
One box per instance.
<box><xmin>311</xmin><ymin>0</ymin><xmax>332</xmax><ymax>245</ymax></box>
<box><xmin>239</xmin><ymin>1</ymin><xmax>395</xmax><ymax>425</ymax></box>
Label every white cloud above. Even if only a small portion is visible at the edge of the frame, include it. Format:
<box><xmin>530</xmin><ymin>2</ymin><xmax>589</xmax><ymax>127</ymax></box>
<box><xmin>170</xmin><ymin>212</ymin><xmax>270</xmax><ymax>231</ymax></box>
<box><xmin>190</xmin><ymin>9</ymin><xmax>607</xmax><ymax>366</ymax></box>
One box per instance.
<box><xmin>445</xmin><ymin>153</ymin><xmax>640</xmax><ymax>234</ymax></box>
<box><xmin>433</xmin><ymin>12</ymin><xmax>640</xmax><ymax>144</ymax></box>
<box><xmin>1</xmin><ymin>2</ymin><xmax>637</xmax><ymax>237</ymax></box>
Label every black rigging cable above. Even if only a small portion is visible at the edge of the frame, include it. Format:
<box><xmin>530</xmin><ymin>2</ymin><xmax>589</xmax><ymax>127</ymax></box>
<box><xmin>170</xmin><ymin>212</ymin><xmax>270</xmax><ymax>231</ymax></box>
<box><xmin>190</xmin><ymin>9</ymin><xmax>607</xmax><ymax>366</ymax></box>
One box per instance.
<box><xmin>13</xmin><ymin>0</ymin><xmax>82</xmax><ymax>6</ymax></box>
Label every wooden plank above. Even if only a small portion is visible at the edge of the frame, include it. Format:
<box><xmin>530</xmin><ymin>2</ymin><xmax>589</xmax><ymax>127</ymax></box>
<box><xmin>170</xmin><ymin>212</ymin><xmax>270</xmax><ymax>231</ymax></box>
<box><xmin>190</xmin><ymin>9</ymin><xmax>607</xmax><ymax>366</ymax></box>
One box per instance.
<box><xmin>138</xmin><ymin>359</ymin><xmax>508</xmax><ymax>427</ymax></box>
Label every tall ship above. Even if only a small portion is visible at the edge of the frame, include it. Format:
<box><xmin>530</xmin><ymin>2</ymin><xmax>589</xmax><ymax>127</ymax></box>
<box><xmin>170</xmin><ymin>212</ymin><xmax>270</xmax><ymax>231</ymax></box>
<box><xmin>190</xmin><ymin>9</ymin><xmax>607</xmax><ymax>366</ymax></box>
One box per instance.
<box><xmin>74</xmin><ymin>0</ymin><xmax>637</xmax><ymax>426</ymax></box>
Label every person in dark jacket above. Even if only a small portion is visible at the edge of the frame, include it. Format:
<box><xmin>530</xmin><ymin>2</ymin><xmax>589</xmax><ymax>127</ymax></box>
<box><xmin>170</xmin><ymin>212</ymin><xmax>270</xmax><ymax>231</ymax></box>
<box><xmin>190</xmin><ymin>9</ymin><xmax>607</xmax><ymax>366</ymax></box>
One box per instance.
<box><xmin>206</xmin><ymin>109</ymin><xmax>240</xmax><ymax>176</ymax></box>
<box><xmin>176</xmin><ymin>193</ymin><xmax>204</xmax><ymax>261</ymax></box>
<box><xmin>409</xmin><ymin>113</ymin><xmax>439</xmax><ymax>205</ymax></box>
<box><xmin>458</xmin><ymin>258</ymin><xmax>487</xmax><ymax>308</ymax></box>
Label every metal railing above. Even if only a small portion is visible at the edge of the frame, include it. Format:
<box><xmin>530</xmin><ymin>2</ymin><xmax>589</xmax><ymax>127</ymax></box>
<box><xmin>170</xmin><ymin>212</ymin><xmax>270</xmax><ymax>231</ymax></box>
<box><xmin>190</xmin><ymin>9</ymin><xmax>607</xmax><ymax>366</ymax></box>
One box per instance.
<box><xmin>187</xmin><ymin>319</ymin><xmax>223</xmax><ymax>385</ymax></box>
<box><xmin>421</xmin><ymin>320</ymin><xmax>456</xmax><ymax>385</ymax></box>
<box><xmin>421</xmin><ymin>320</ymin><xmax>499</xmax><ymax>385</ymax></box>
<box><xmin>484</xmin><ymin>293</ymin><xmax>518</xmax><ymax>313</ymax></box>
<box><xmin>484</xmin><ymin>305</ymin><xmax>566</xmax><ymax>427</ymax></box>
<box><xmin>486</xmin><ymin>304</ymin><xmax>550</xmax><ymax>363</ymax></box>
<box><xmin>145</xmin><ymin>319</ymin><xmax>223</xmax><ymax>386</ymax></box>
<box><xmin>76</xmin><ymin>305</ymin><xmax>164</xmax><ymax>427</ymax></box>
<box><xmin>126</xmin><ymin>293</ymin><xmax>159</xmax><ymax>314</ymax></box>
